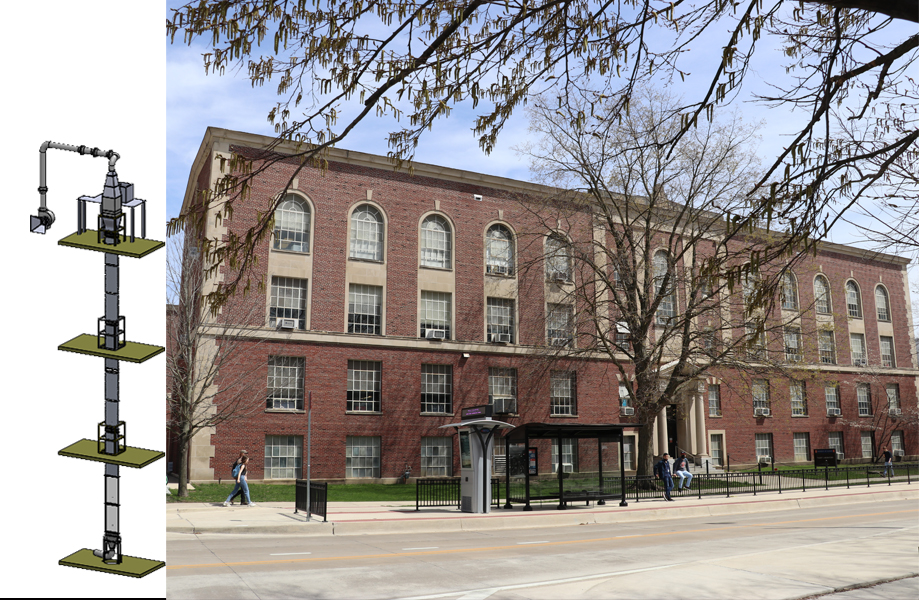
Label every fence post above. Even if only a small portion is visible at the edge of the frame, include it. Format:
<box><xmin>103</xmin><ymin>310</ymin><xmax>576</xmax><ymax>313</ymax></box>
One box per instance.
<box><xmin>867</xmin><ymin>465</ymin><xmax>870</xmax><ymax>488</ymax></box>
<box><xmin>778</xmin><ymin>470</ymin><xmax>782</xmax><ymax>494</ymax></box>
<box><xmin>825</xmin><ymin>466</ymin><xmax>828</xmax><ymax>491</ymax></box>
<box><xmin>726</xmin><ymin>473</ymin><xmax>731</xmax><ymax>499</ymax></box>
<box><xmin>416</xmin><ymin>480</ymin><xmax>419</xmax><ymax>511</ymax></box>
<box><xmin>753</xmin><ymin>472</ymin><xmax>756</xmax><ymax>496</ymax></box>
<box><xmin>698</xmin><ymin>474</ymin><xmax>702</xmax><ymax>500</ymax></box>
<box><xmin>846</xmin><ymin>466</ymin><xmax>850</xmax><ymax>489</ymax></box>
<box><xmin>802</xmin><ymin>469</ymin><xmax>805</xmax><ymax>493</ymax></box>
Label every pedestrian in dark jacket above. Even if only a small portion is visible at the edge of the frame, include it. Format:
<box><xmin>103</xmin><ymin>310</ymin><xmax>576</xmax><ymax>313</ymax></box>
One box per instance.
<box><xmin>655</xmin><ymin>453</ymin><xmax>675</xmax><ymax>501</ymax></box>
<box><xmin>880</xmin><ymin>446</ymin><xmax>894</xmax><ymax>477</ymax></box>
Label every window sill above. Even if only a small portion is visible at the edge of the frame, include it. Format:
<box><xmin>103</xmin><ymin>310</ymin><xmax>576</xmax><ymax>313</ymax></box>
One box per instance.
<box><xmin>792</xmin><ymin>414</ymin><xmax>809</xmax><ymax>418</ymax></box>
<box><xmin>420</xmin><ymin>412</ymin><xmax>454</xmax><ymax>417</ymax></box>
<box><xmin>271</xmin><ymin>247</ymin><xmax>311</xmax><ymax>256</ymax></box>
<box><xmin>419</xmin><ymin>265</ymin><xmax>453</xmax><ymax>272</ymax></box>
<box><xmin>549</xmin><ymin>413</ymin><xmax>579</xmax><ymax>418</ymax></box>
<box><xmin>485</xmin><ymin>271</ymin><xmax>515</xmax><ymax>278</ymax></box>
<box><xmin>708</xmin><ymin>413</ymin><xmax>723</xmax><ymax>418</ymax></box>
<box><xmin>348</xmin><ymin>257</ymin><xmax>385</xmax><ymax>264</ymax></box>
<box><xmin>346</xmin><ymin>411</ymin><xmax>383</xmax><ymax>415</ymax></box>
<box><xmin>265</xmin><ymin>409</ymin><xmax>305</xmax><ymax>414</ymax></box>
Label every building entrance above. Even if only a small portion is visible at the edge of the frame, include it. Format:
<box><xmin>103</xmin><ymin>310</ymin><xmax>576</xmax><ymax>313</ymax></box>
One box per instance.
<box><xmin>666</xmin><ymin>404</ymin><xmax>679</xmax><ymax>458</ymax></box>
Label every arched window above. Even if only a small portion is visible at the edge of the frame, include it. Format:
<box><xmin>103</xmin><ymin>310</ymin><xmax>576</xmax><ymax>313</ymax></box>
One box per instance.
<box><xmin>653</xmin><ymin>250</ymin><xmax>675</xmax><ymax>324</ymax></box>
<box><xmin>845</xmin><ymin>281</ymin><xmax>862</xmax><ymax>318</ymax></box>
<box><xmin>485</xmin><ymin>224</ymin><xmax>514</xmax><ymax>275</ymax></box>
<box><xmin>420</xmin><ymin>214</ymin><xmax>452</xmax><ymax>269</ymax></box>
<box><xmin>875</xmin><ymin>285</ymin><xmax>890</xmax><ymax>322</ymax></box>
<box><xmin>814</xmin><ymin>275</ymin><xmax>831</xmax><ymax>314</ymax></box>
<box><xmin>273</xmin><ymin>195</ymin><xmax>310</xmax><ymax>252</ymax></box>
<box><xmin>350</xmin><ymin>204</ymin><xmax>384</xmax><ymax>261</ymax></box>
<box><xmin>781</xmin><ymin>272</ymin><xmax>799</xmax><ymax>310</ymax></box>
<box><xmin>546</xmin><ymin>234</ymin><xmax>571</xmax><ymax>281</ymax></box>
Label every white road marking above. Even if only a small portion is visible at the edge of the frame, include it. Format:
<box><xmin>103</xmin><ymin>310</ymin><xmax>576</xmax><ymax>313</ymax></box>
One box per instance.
<box><xmin>269</xmin><ymin>552</ymin><xmax>312</xmax><ymax>556</ymax></box>
<box><xmin>516</xmin><ymin>541</ymin><xmax>549</xmax><ymax>545</ymax></box>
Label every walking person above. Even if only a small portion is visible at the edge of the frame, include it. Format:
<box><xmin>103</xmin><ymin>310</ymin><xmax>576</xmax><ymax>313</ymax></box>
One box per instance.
<box><xmin>223</xmin><ymin>456</ymin><xmax>256</xmax><ymax>507</ymax></box>
<box><xmin>228</xmin><ymin>450</ymin><xmax>248</xmax><ymax>505</ymax></box>
<box><xmin>673</xmin><ymin>452</ymin><xmax>693</xmax><ymax>490</ymax></box>
<box><xmin>880</xmin><ymin>446</ymin><xmax>894</xmax><ymax>478</ymax></box>
<box><xmin>655</xmin><ymin>453</ymin><xmax>675</xmax><ymax>501</ymax></box>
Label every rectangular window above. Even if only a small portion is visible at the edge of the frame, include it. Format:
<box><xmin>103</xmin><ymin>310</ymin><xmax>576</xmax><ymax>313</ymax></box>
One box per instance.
<box><xmin>619</xmin><ymin>382</ymin><xmax>631</xmax><ymax>408</ymax></box>
<box><xmin>623</xmin><ymin>436</ymin><xmax>636</xmax><ymax>470</ymax></box>
<box><xmin>488</xmin><ymin>367</ymin><xmax>517</xmax><ymax>414</ymax></box>
<box><xmin>551</xmin><ymin>439</ymin><xmax>577</xmax><ymax>473</ymax></box>
<box><xmin>420</xmin><ymin>291</ymin><xmax>452</xmax><ymax>339</ymax></box>
<box><xmin>264</xmin><ymin>435</ymin><xmax>302</xmax><ymax>479</ymax></box>
<box><xmin>267</xmin><ymin>356</ymin><xmax>304</xmax><ymax>410</ymax></box>
<box><xmin>746</xmin><ymin>323</ymin><xmax>766</xmax><ymax>360</ymax></box>
<box><xmin>345</xmin><ymin>436</ymin><xmax>380</xmax><ymax>478</ymax></box>
<box><xmin>891</xmin><ymin>431</ymin><xmax>904</xmax><ymax>454</ymax></box>
<box><xmin>818</xmin><ymin>330</ymin><xmax>836</xmax><ymax>364</ymax></box>
<box><xmin>825</xmin><ymin>386</ymin><xmax>841</xmax><ymax>414</ymax></box>
<box><xmin>850</xmin><ymin>333</ymin><xmax>867</xmax><ymax>366</ymax></box>
<box><xmin>486</xmin><ymin>298</ymin><xmax>515</xmax><ymax>343</ymax></box>
<box><xmin>886</xmin><ymin>384</ymin><xmax>901</xmax><ymax>410</ymax></box>
<box><xmin>753</xmin><ymin>379</ymin><xmax>770</xmax><ymax>413</ymax></box>
<box><xmin>347</xmin><ymin>360</ymin><xmax>381</xmax><ymax>412</ymax></box>
<box><xmin>550</xmin><ymin>371</ymin><xmax>577</xmax><ymax>416</ymax></box>
<box><xmin>828</xmin><ymin>432</ymin><xmax>844</xmax><ymax>458</ymax></box>
<box><xmin>615</xmin><ymin>321</ymin><xmax>630</xmax><ymax>350</ymax></box>
<box><xmin>791</xmin><ymin>381</ymin><xmax>807</xmax><ymax>416</ymax></box>
<box><xmin>421</xmin><ymin>365</ymin><xmax>452</xmax><ymax>414</ymax></box>
<box><xmin>420</xmin><ymin>437</ymin><xmax>452</xmax><ymax>477</ymax></box>
<box><xmin>793</xmin><ymin>432</ymin><xmax>811</xmax><ymax>461</ymax></box>
<box><xmin>755</xmin><ymin>433</ymin><xmax>773</xmax><ymax>461</ymax></box>
<box><xmin>710</xmin><ymin>434</ymin><xmax>724</xmax><ymax>466</ymax></box>
<box><xmin>348</xmin><ymin>284</ymin><xmax>382</xmax><ymax>335</ymax></box>
<box><xmin>860</xmin><ymin>431</ymin><xmax>874</xmax><ymax>459</ymax></box>
<box><xmin>857</xmin><ymin>383</ymin><xmax>872</xmax><ymax>416</ymax></box>
<box><xmin>784</xmin><ymin>326</ymin><xmax>802</xmax><ymax>362</ymax></box>
<box><xmin>709</xmin><ymin>384</ymin><xmax>722</xmax><ymax>416</ymax></box>
<box><xmin>880</xmin><ymin>336</ymin><xmax>895</xmax><ymax>367</ymax></box>
<box><xmin>270</xmin><ymin>277</ymin><xmax>307</xmax><ymax>329</ymax></box>
<box><xmin>547</xmin><ymin>304</ymin><xmax>573</xmax><ymax>346</ymax></box>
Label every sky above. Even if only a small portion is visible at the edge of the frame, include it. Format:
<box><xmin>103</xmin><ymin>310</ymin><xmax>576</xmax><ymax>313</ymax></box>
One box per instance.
<box><xmin>165</xmin><ymin>3</ymin><xmax>917</xmax><ymax>294</ymax></box>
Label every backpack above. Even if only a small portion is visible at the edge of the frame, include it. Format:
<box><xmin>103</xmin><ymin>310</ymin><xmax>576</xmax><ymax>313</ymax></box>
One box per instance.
<box><xmin>232</xmin><ymin>463</ymin><xmax>242</xmax><ymax>478</ymax></box>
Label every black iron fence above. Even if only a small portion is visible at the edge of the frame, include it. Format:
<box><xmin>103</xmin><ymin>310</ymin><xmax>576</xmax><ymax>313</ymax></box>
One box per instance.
<box><xmin>294</xmin><ymin>480</ymin><xmax>328</xmax><ymax>521</ymax></box>
<box><xmin>416</xmin><ymin>477</ymin><xmax>502</xmax><ymax>510</ymax></box>
<box><xmin>603</xmin><ymin>462</ymin><xmax>915</xmax><ymax>504</ymax></box>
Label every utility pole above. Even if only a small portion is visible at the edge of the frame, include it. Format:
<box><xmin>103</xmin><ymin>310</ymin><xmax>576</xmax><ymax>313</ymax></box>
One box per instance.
<box><xmin>32</xmin><ymin>142</ymin><xmax>165</xmax><ymax>578</ymax></box>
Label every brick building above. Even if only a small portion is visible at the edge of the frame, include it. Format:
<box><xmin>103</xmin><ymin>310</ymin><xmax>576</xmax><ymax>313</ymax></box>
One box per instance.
<box><xmin>175</xmin><ymin>127</ymin><xmax>918</xmax><ymax>483</ymax></box>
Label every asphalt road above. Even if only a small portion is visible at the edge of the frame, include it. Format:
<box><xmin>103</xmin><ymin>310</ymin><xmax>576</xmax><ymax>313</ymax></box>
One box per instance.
<box><xmin>167</xmin><ymin>500</ymin><xmax>918</xmax><ymax>599</ymax></box>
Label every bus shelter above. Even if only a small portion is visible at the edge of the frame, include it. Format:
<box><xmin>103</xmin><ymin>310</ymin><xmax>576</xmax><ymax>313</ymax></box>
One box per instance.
<box><xmin>502</xmin><ymin>423</ymin><xmax>628</xmax><ymax>510</ymax></box>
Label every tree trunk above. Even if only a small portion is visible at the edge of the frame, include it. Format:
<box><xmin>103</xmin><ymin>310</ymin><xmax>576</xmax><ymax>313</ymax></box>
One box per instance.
<box><xmin>636</xmin><ymin>420</ymin><xmax>657</xmax><ymax>478</ymax></box>
<box><xmin>178</xmin><ymin>430</ymin><xmax>190</xmax><ymax>498</ymax></box>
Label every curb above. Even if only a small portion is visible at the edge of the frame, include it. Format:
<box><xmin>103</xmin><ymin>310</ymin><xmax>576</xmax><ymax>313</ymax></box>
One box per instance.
<box><xmin>167</xmin><ymin>486</ymin><xmax>918</xmax><ymax>536</ymax></box>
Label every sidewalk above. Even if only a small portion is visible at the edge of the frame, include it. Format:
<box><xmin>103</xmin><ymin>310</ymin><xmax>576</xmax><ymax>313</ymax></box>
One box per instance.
<box><xmin>167</xmin><ymin>482</ymin><xmax>918</xmax><ymax>537</ymax></box>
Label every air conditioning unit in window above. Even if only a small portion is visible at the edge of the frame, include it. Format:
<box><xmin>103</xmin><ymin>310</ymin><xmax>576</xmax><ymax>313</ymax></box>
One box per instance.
<box><xmin>552</xmin><ymin>272</ymin><xmax>568</xmax><ymax>282</ymax></box>
<box><xmin>827</xmin><ymin>408</ymin><xmax>841</xmax><ymax>417</ymax></box>
<box><xmin>276</xmin><ymin>318</ymin><xmax>296</xmax><ymax>330</ymax></box>
<box><xmin>888</xmin><ymin>408</ymin><xmax>902</xmax><ymax>416</ymax></box>
<box><xmin>620</xmin><ymin>406</ymin><xmax>634</xmax><ymax>416</ymax></box>
<box><xmin>425</xmin><ymin>329</ymin><xmax>447</xmax><ymax>340</ymax></box>
<box><xmin>487</xmin><ymin>265</ymin><xmax>510</xmax><ymax>276</ymax></box>
<box><xmin>757</xmin><ymin>456</ymin><xmax>771</xmax><ymax>465</ymax></box>
<box><xmin>754</xmin><ymin>407</ymin><xmax>770</xmax><ymax>417</ymax></box>
<box><xmin>853</xmin><ymin>359</ymin><xmax>867</xmax><ymax>366</ymax></box>
<box><xmin>894</xmin><ymin>450</ymin><xmax>905</xmax><ymax>457</ymax></box>
<box><xmin>553</xmin><ymin>462</ymin><xmax>574</xmax><ymax>474</ymax></box>
<box><xmin>492</xmin><ymin>396</ymin><xmax>517</xmax><ymax>415</ymax></box>
<box><xmin>490</xmin><ymin>333</ymin><xmax>511</xmax><ymax>344</ymax></box>
<box><xmin>835</xmin><ymin>452</ymin><xmax>844</xmax><ymax>460</ymax></box>
<box><xmin>551</xmin><ymin>338</ymin><xmax>570</xmax><ymax>347</ymax></box>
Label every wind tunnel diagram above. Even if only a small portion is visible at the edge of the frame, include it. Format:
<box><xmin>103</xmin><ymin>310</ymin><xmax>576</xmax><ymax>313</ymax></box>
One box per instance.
<box><xmin>31</xmin><ymin>141</ymin><xmax>165</xmax><ymax>578</ymax></box>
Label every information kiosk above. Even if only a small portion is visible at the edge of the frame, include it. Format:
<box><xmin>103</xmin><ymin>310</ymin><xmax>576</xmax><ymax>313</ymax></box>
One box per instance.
<box><xmin>440</xmin><ymin>406</ymin><xmax>514</xmax><ymax>513</ymax></box>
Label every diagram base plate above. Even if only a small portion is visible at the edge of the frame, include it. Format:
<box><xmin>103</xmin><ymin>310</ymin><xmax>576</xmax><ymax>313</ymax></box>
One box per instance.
<box><xmin>58</xmin><ymin>230</ymin><xmax>164</xmax><ymax>258</ymax></box>
<box><xmin>59</xmin><ymin>548</ymin><xmax>164</xmax><ymax>578</ymax></box>
<box><xmin>59</xmin><ymin>439</ymin><xmax>164</xmax><ymax>468</ymax></box>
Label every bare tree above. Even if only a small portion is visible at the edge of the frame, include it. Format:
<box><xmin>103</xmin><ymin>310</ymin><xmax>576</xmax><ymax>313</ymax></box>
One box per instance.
<box><xmin>514</xmin><ymin>90</ymin><xmax>815</xmax><ymax>477</ymax></box>
<box><xmin>166</xmin><ymin>235</ymin><xmax>270</xmax><ymax>497</ymax></box>
<box><xmin>167</xmin><ymin>1</ymin><xmax>918</xmax><ymax>311</ymax></box>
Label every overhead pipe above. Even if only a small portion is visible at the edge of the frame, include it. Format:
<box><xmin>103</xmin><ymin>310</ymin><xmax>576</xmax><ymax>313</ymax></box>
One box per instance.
<box><xmin>32</xmin><ymin>141</ymin><xmax>120</xmax><ymax>234</ymax></box>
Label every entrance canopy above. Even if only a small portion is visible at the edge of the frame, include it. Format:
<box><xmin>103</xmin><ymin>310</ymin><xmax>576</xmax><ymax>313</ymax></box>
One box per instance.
<box><xmin>502</xmin><ymin>423</ymin><xmax>629</xmax><ymax>510</ymax></box>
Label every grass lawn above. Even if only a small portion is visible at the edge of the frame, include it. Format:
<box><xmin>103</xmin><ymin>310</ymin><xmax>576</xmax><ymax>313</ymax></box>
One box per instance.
<box><xmin>167</xmin><ymin>482</ymin><xmax>419</xmax><ymax>503</ymax></box>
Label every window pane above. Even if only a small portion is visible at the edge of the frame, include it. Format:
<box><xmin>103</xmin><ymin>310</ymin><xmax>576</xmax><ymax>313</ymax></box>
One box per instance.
<box><xmin>856</xmin><ymin>384</ymin><xmax>871</xmax><ymax>416</ymax></box>
<box><xmin>421</xmin><ymin>365</ymin><xmax>452</xmax><ymax>413</ymax></box>
<box><xmin>850</xmin><ymin>334</ymin><xmax>866</xmax><ymax>366</ymax></box>
<box><xmin>270</xmin><ymin>276</ymin><xmax>307</xmax><ymax>329</ymax></box>
<box><xmin>264</xmin><ymin>435</ymin><xmax>303</xmax><ymax>479</ymax></box>
<box><xmin>782</xmin><ymin>273</ymin><xmax>798</xmax><ymax>310</ymax></box>
<box><xmin>267</xmin><ymin>356</ymin><xmax>304</xmax><ymax>410</ymax></box>
<box><xmin>547</xmin><ymin>303</ymin><xmax>573</xmax><ymax>346</ymax></box>
<box><xmin>790</xmin><ymin>381</ymin><xmax>807</xmax><ymax>416</ymax></box>
<box><xmin>420</xmin><ymin>215</ymin><xmax>452</xmax><ymax>269</ymax></box>
<box><xmin>818</xmin><ymin>331</ymin><xmax>836</xmax><ymax>364</ymax></box>
<box><xmin>420</xmin><ymin>437</ymin><xmax>452</xmax><ymax>477</ymax></box>
<box><xmin>550</xmin><ymin>371</ymin><xmax>576</xmax><ymax>416</ymax></box>
<box><xmin>814</xmin><ymin>276</ymin><xmax>831</xmax><ymax>314</ymax></box>
<box><xmin>489</xmin><ymin>367</ymin><xmax>517</xmax><ymax>413</ymax></box>
<box><xmin>348</xmin><ymin>284</ymin><xmax>382</xmax><ymax>335</ymax></box>
<box><xmin>793</xmin><ymin>432</ymin><xmax>810</xmax><ymax>461</ymax></box>
<box><xmin>350</xmin><ymin>205</ymin><xmax>384</xmax><ymax>261</ymax></box>
<box><xmin>346</xmin><ymin>436</ymin><xmax>381</xmax><ymax>478</ymax></box>
<box><xmin>546</xmin><ymin>235</ymin><xmax>571</xmax><ymax>280</ymax></box>
<box><xmin>846</xmin><ymin>281</ymin><xmax>862</xmax><ymax>318</ymax></box>
<box><xmin>420</xmin><ymin>291</ymin><xmax>452</xmax><ymax>339</ymax></box>
<box><xmin>708</xmin><ymin>384</ymin><xmax>721</xmax><ymax>416</ymax></box>
<box><xmin>273</xmin><ymin>196</ymin><xmax>310</xmax><ymax>253</ymax></box>
<box><xmin>486</xmin><ymin>298</ymin><xmax>515</xmax><ymax>343</ymax></box>
<box><xmin>875</xmin><ymin>286</ymin><xmax>890</xmax><ymax>321</ymax></box>
<box><xmin>347</xmin><ymin>361</ymin><xmax>381</xmax><ymax>412</ymax></box>
<box><xmin>486</xmin><ymin>225</ymin><xmax>514</xmax><ymax>275</ymax></box>
<box><xmin>880</xmin><ymin>336</ymin><xmax>895</xmax><ymax>367</ymax></box>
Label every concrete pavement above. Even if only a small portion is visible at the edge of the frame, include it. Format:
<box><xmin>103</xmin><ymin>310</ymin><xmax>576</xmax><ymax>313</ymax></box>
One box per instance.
<box><xmin>167</xmin><ymin>481</ymin><xmax>918</xmax><ymax>537</ymax></box>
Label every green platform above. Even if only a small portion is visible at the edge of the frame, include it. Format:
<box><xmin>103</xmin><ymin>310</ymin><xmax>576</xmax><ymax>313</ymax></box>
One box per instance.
<box><xmin>59</xmin><ymin>439</ymin><xmax>164</xmax><ymax>468</ymax></box>
<box><xmin>58</xmin><ymin>230</ymin><xmax>164</xmax><ymax>258</ymax></box>
<box><xmin>60</xmin><ymin>548</ymin><xmax>164</xmax><ymax>578</ymax></box>
<box><xmin>58</xmin><ymin>334</ymin><xmax>164</xmax><ymax>363</ymax></box>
